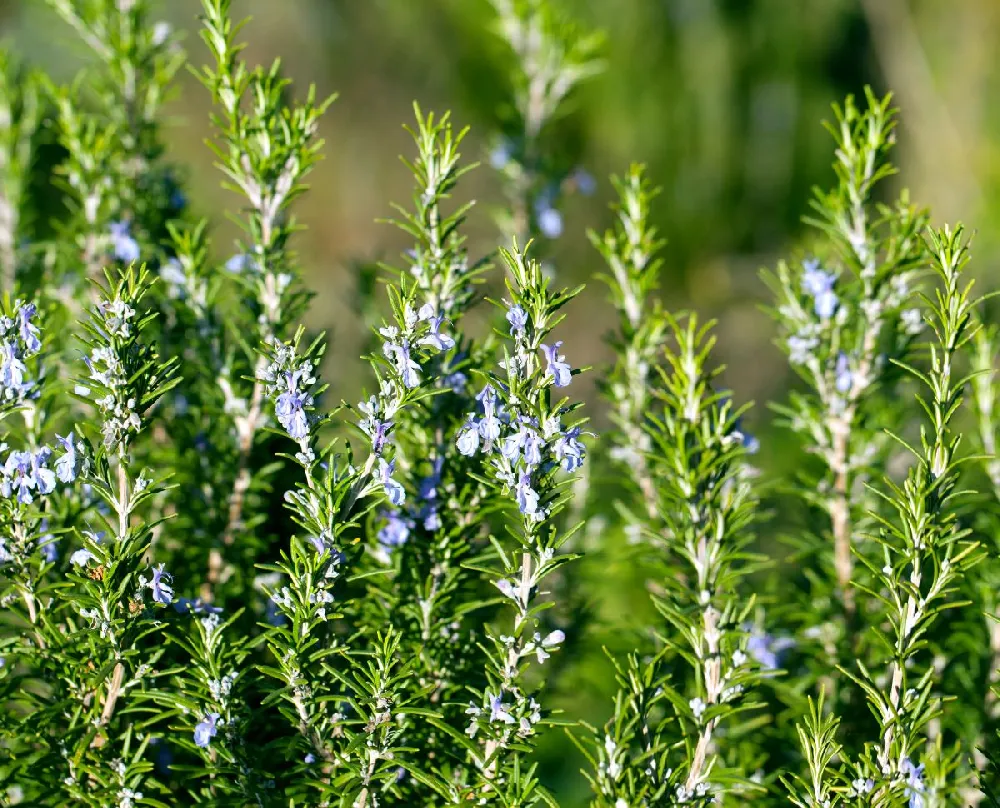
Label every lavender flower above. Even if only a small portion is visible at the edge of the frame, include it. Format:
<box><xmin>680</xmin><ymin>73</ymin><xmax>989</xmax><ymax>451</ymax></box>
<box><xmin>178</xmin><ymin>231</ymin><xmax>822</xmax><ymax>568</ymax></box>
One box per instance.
<box><xmin>3</xmin><ymin>450</ymin><xmax>37</xmax><ymax>504</ymax></box>
<box><xmin>193</xmin><ymin>712</ymin><xmax>220</xmax><ymax>748</ymax></box>
<box><xmin>515</xmin><ymin>471</ymin><xmax>540</xmax><ymax>517</ymax></box>
<box><xmin>55</xmin><ymin>434</ymin><xmax>80</xmax><ymax>483</ymax></box>
<box><xmin>536</xmin><ymin>204</ymin><xmax>563</xmax><ymax>239</ymax></box>
<box><xmin>17</xmin><ymin>303</ymin><xmax>41</xmax><ymax>353</ymax></box>
<box><xmin>378</xmin><ymin>458</ymin><xmax>405</xmax><ymax>506</ymax></box>
<box><xmin>834</xmin><ymin>353</ymin><xmax>853</xmax><ymax>394</ymax></box>
<box><xmin>553</xmin><ymin>426</ymin><xmax>585</xmax><ymax>472</ymax></box>
<box><xmin>225</xmin><ymin>253</ymin><xmax>258</xmax><ymax>273</ymax></box>
<box><xmin>149</xmin><ymin>564</ymin><xmax>174</xmax><ymax>605</ymax></box>
<box><xmin>0</xmin><ymin>340</ymin><xmax>29</xmax><ymax>398</ymax></box>
<box><xmin>456</xmin><ymin>416</ymin><xmax>481</xmax><ymax>456</ymax></box>
<box><xmin>541</xmin><ymin>342</ymin><xmax>572</xmax><ymax>387</ymax></box>
<box><xmin>801</xmin><ymin>259</ymin><xmax>838</xmax><ymax>319</ymax></box>
<box><xmin>377</xmin><ymin>511</ymin><xmax>412</xmax><ymax>549</ymax></box>
<box><xmin>418</xmin><ymin>314</ymin><xmax>455</xmax><ymax>352</ymax></box>
<box><xmin>506</xmin><ymin>304</ymin><xmax>528</xmax><ymax>336</ymax></box>
<box><xmin>901</xmin><ymin>758</ymin><xmax>925</xmax><ymax>808</ymax></box>
<box><xmin>109</xmin><ymin>221</ymin><xmax>140</xmax><ymax>263</ymax></box>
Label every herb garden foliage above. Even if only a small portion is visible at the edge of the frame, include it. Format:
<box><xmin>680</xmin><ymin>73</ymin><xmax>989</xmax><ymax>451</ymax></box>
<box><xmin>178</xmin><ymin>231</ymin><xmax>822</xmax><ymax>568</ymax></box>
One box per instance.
<box><xmin>0</xmin><ymin>1</ymin><xmax>998</xmax><ymax>807</ymax></box>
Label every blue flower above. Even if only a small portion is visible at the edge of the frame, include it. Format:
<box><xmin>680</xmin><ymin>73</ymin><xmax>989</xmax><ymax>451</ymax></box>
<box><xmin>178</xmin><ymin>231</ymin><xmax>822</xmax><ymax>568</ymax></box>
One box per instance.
<box><xmin>378</xmin><ymin>512</ymin><xmax>411</xmax><ymax>548</ymax></box>
<box><xmin>502</xmin><ymin>421</ymin><xmax>542</xmax><ymax>468</ymax></box>
<box><xmin>801</xmin><ymin>259</ymin><xmax>838</xmax><ymax>319</ymax></box>
<box><xmin>193</xmin><ymin>712</ymin><xmax>220</xmax><ymax>748</ymax></box>
<box><xmin>801</xmin><ymin>259</ymin><xmax>835</xmax><ymax>297</ymax></box>
<box><xmin>55</xmin><ymin>434</ymin><xmax>79</xmax><ymax>483</ymax></box>
<box><xmin>572</xmin><ymin>167</ymin><xmax>596</xmax><ymax>196</ymax></box>
<box><xmin>0</xmin><ymin>340</ymin><xmax>28</xmax><ymax>396</ymax></box>
<box><xmin>37</xmin><ymin>520</ymin><xmax>58</xmax><ymax>563</ymax></box>
<box><xmin>378</xmin><ymin>458</ymin><xmax>405</xmax><ymax>506</ymax></box>
<box><xmin>225</xmin><ymin>253</ymin><xmax>258</xmax><ymax>273</ymax></box>
<box><xmin>109</xmin><ymin>221</ymin><xmax>140</xmax><ymax>263</ymax></box>
<box><xmin>70</xmin><ymin>548</ymin><xmax>94</xmax><ymax>567</ymax></box>
<box><xmin>515</xmin><ymin>471</ymin><xmax>540</xmax><ymax>517</ymax></box>
<box><xmin>537</xmin><ymin>205</ymin><xmax>563</xmax><ymax>239</ymax></box>
<box><xmin>456</xmin><ymin>416</ymin><xmax>481</xmax><ymax>456</ymax></box>
<box><xmin>541</xmin><ymin>342</ymin><xmax>572</xmax><ymax>387</ymax></box>
<box><xmin>418</xmin><ymin>314</ymin><xmax>455</xmax><ymax>352</ymax></box>
<box><xmin>553</xmin><ymin>427</ymin><xmax>586</xmax><ymax>472</ymax></box>
<box><xmin>276</xmin><ymin>386</ymin><xmax>310</xmax><ymax>441</ymax></box>
<box><xmin>479</xmin><ymin>393</ymin><xmax>502</xmax><ymax>444</ymax></box>
<box><xmin>383</xmin><ymin>339</ymin><xmax>421</xmax><ymax>389</ymax></box>
<box><xmin>901</xmin><ymin>758</ymin><xmax>925</xmax><ymax>808</ymax></box>
<box><xmin>834</xmin><ymin>353</ymin><xmax>853</xmax><ymax>394</ymax></box>
<box><xmin>17</xmin><ymin>303</ymin><xmax>41</xmax><ymax>354</ymax></box>
<box><xmin>814</xmin><ymin>289</ymin><xmax>838</xmax><ymax>319</ymax></box>
<box><xmin>787</xmin><ymin>334</ymin><xmax>818</xmax><ymax>365</ymax></box>
<box><xmin>149</xmin><ymin>564</ymin><xmax>174</xmax><ymax>605</ymax></box>
<box><xmin>489</xmin><ymin>140</ymin><xmax>513</xmax><ymax>170</ymax></box>
<box><xmin>506</xmin><ymin>305</ymin><xmax>528</xmax><ymax>336</ymax></box>
<box><xmin>31</xmin><ymin>448</ymin><xmax>55</xmax><ymax>496</ymax></box>
<box><xmin>746</xmin><ymin>629</ymin><xmax>795</xmax><ymax>670</ymax></box>
<box><xmin>3</xmin><ymin>450</ymin><xmax>36</xmax><ymax>504</ymax></box>
<box><xmin>174</xmin><ymin>598</ymin><xmax>223</xmax><ymax>616</ymax></box>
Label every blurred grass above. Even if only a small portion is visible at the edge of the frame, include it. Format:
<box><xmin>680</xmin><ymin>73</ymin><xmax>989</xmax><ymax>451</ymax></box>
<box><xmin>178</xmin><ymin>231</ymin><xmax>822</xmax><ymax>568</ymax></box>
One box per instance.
<box><xmin>4</xmin><ymin>0</ymin><xmax>1000</xmax><ymax>802</ymax></box>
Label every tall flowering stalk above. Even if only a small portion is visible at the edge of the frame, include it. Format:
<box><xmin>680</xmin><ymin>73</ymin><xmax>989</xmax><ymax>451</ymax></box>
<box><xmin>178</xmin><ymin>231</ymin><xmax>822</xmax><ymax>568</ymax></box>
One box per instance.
<box><xmin>359</xmin><ymin>106</ymin><xmax>500</xmax><ymax>801</ymax></box>
<box><xmin>488</xmin><ymin>0</ymin><xmax>603</xmax><ymax>247</ymax></box>
<box><xmin>55</xmin><ymin>267</ymin><xmax>177</xmax><ymax>804</ymax></box>
<box><xmin>452</xmin><ymin>242</ymin><xmax>585</xmax><ymax>803</ymax></box>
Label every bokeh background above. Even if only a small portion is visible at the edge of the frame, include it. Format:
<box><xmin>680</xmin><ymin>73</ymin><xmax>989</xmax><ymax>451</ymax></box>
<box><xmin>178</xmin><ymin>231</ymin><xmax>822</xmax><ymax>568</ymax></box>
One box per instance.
<box><xmin>5</xmin><ymin>0</ymin><xmax>1000</xmax><ymax>801</ymax></box>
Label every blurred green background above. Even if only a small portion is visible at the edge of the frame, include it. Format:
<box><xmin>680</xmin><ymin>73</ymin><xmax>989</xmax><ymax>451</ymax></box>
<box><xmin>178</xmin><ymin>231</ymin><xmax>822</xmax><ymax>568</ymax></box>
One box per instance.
<box><xmin>5</xmin><ymin>0</ymin><xmax>1000</xmax><ymax>801</ymax></box>
<box><xmin>7</xmin><ymin>0</ymin><xmax>999</xmax><ymax>427</ymax></box>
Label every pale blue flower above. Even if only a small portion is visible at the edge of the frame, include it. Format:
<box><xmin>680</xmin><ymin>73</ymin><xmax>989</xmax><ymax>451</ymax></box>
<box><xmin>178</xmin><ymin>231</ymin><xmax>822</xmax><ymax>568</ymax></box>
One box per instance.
<box><xmin>55</xmin><ymin>434</ymin><xmax>80</xmax><ymax>483</ymax></box>
<box><xmin>378</xmin><ymin>512</ymin><xmax>411</xmax><ymax>548</ymax></box>
<box><xmin>3</xmin><ymin>450</ymin><xmax>36</xmax><ymax>504</ymax></box>
<box><xmin>418</xmin><ymin>314</ymin><xmax>455</xmax><ymax>352</ymax></box>
<box><xmin>801</xmin><ymin>259</ymin><xmax>835</xmax><ymax>297</ymax></box>
<box><xmin>17</xmin><ymin>303</ymin><xmax>41</xmax><ymax>353</ymax></box>
<box><xmin>553</xmin><ymin>427</ymin><xmax>585</xmax><ymax>472</ymax></box>
<box><xmin>537</xmin><ymin>206</ymin><xmax>563</xmax><ymax>239</ymax></box>
<box><xmin>901</xmin><ymin>758</ymin><xmax>925</xmax><ymax>808</ymax></box>
<box><xmin>541</xmin><ymin>342</ymin><xmax>572</xmax><ymax>387</ymax></box>
<box><xmin>378</xmin><ymin>458</ymin><xmax>405</xmax><ymax>506</ymax></box>
<box><xmin>834</xmin><ymin>353</ymin><xmax>853</xmax><ymax>394</ymax></box>
<box><xmin>456</xmin><ymin>416</ymin><xmax>481</xmax><ymax>456</ymax></box>
<box><xmin>109</xmin><ymin>221</ymin><xmax>140</xmax><ymax>263</ymax></box>
<box><xmin>149</xmin><ymin>564</ymin><xmax>174</xmax><ymax>605</ymax></box>
<box><xmin>194</xmin><ymin>712</ymin><xmax>220</xmax><ymax>748</ymax></box>
<box><xmin>515</xmin><ymin>471</ymin><xmax>540</xmax><ymax>517</ymax></box>
<box><xmin>506</xmin><ymin>305</ymin><xmax>528</xmax><ymax>336</ymax></box>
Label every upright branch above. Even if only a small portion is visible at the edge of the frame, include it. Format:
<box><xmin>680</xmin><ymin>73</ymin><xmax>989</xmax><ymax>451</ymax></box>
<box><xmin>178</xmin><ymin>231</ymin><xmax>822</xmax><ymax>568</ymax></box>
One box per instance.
<box><xmin>592</xmin><ymin>164</ymin><xmax>666</xmax><ymax>518</ymax></box>
<box><xmin>766</xmin><ymin>90</ymin><xmax>926</xmax><ymax>650</ymax></box>
<box><xmin>587</xmin><ymin>310</ymin><xmax>762</xmax><ymax>807</ymax></box>
<box><xmin>455</xmin><ymin>242</ymin><xmax>586</xmax><ymax>803</ymax></box>
<box><xmin>829</xmin><ymin>225</ymin><xmax>981</xmax><ymax>806</ymax></box>
<box><xmin>60</xmin><ymin>266</ymin><xmax>180</xmax><ymax>802</ymax></box>
<box><xmin>196</xmin><ymin>0</ymin><xmax>332</xmax><ymax>595</ymax></box>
